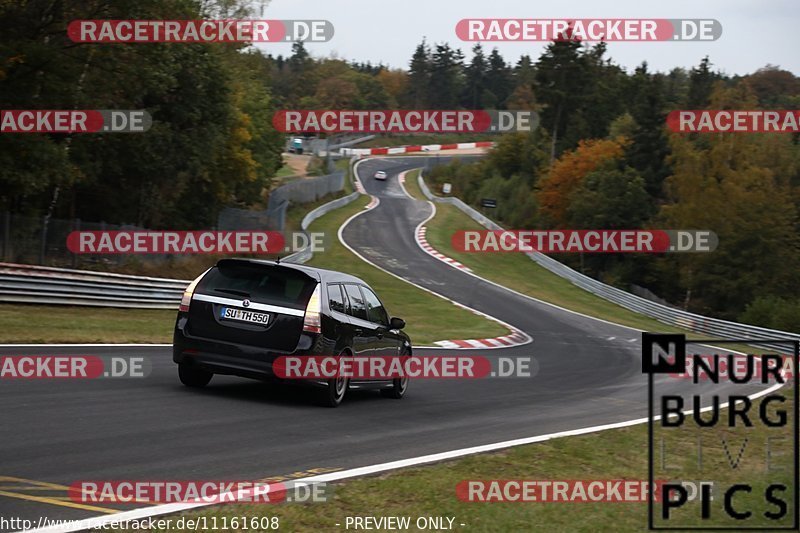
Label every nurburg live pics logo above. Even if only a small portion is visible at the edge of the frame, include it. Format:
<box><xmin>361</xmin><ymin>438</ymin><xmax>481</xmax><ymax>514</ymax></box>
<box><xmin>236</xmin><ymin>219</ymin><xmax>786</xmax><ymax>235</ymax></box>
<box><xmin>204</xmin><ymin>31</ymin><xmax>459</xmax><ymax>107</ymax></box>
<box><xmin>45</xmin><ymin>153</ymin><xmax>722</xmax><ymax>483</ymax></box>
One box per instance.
<box><xmin>642</xmin><ymin>333</ymin><xmax>799</xmax><ymax>530</ymax></box>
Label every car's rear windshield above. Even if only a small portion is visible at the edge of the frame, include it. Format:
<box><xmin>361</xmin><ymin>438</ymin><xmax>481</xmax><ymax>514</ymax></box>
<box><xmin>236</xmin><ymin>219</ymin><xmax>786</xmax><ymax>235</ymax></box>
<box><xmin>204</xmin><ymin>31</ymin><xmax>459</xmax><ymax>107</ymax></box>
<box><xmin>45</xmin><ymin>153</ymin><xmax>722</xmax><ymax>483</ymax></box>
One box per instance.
<box><xmin>197</xmin><ymin>262</ymin><xmax>317</xmax><ymax>309</ymax></box>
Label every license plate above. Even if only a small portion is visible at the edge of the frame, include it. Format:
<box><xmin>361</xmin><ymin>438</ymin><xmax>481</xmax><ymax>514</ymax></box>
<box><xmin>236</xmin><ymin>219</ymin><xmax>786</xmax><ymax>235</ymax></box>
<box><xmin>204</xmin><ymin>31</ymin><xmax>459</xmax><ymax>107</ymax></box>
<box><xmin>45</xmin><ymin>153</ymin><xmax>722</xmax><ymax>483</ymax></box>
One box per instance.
<box><xmin>220</xmin><ymin>307</ymin><xmax>270</xmax><ymax>325</ymax></box>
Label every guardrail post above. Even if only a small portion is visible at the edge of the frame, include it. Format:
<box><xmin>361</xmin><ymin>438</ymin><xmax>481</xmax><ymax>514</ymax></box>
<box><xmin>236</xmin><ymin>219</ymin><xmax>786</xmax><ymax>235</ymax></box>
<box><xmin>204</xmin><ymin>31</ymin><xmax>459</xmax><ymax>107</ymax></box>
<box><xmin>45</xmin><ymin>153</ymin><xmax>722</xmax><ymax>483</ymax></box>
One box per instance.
<box><xmin>39</xmin><ymin>215</ymin><xmax>47</xmax><ymax>265</ymax></box>
<box><xmin>72</xmin><ymin>218</ymin><xmax>80</xmax><ymax>268</ymax></box>
<box><xmin>2</xmin><ymin>211</ymin><xmax>9</xmax><ymax>262</ymax></box>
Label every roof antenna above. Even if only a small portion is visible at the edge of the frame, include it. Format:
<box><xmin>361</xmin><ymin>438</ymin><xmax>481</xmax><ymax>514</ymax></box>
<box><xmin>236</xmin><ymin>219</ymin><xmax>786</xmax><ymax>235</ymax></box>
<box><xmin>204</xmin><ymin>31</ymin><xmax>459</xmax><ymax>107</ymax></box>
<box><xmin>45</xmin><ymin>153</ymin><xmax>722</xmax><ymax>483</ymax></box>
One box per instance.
<box><xmin>275</xmin><ymin>256</ymin><xmax>281</xmax><ymax>264</ymax></box>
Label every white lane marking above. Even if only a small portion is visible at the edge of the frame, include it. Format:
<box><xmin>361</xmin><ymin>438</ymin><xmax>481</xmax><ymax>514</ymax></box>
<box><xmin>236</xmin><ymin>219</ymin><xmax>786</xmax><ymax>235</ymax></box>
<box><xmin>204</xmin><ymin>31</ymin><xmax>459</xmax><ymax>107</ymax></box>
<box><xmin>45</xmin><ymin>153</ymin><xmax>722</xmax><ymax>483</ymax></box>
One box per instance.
<box><xmin>22</xmin><ymin>380</ymin><xmax>787</xmax><ymax>533</ymax></box>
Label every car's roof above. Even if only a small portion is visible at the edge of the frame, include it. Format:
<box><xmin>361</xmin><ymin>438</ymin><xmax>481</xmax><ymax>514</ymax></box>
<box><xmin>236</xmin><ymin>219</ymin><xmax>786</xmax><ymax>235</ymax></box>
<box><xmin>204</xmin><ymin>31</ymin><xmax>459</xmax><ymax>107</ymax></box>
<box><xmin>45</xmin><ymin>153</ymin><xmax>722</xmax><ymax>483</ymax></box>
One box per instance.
<box><xmin>216</xmin><ymin>258</ymin><xmax>367</xmax><ymax>285</ymax></box>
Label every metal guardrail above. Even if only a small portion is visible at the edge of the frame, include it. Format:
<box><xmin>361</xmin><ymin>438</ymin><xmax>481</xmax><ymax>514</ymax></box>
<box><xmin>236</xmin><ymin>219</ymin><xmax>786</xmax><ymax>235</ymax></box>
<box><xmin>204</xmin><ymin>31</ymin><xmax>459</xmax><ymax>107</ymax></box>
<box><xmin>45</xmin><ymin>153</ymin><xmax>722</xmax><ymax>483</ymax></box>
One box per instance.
<box><xmin>282</xmin><ymin>191</ymin><xmax>360</xmax><ymax>264</ymax></box>
<box><xmin>417</xmin><ymin>171</ymin><xmax>800</xmax><ymax>351</ymax></box>
<box><xmin>0</xmin><ymin>262</ymin><xmax>188</xmax><ymax>309</ymax></box>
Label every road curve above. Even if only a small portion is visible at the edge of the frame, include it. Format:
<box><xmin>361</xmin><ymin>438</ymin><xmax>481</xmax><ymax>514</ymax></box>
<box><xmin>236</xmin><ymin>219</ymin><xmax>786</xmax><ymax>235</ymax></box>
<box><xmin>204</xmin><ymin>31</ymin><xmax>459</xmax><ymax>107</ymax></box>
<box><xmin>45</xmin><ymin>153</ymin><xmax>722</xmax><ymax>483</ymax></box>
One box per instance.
<box><xmin>0</xmin><ymin>156</ymin><xmax>764</xmax><ymax>527</ymax></box>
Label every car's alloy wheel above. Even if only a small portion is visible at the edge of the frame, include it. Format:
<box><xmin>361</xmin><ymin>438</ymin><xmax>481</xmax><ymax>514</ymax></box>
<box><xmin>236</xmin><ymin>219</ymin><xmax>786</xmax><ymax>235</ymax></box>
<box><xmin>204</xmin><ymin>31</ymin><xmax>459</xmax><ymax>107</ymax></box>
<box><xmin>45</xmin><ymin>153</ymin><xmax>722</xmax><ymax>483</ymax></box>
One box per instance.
<box><xmin>319</xmin><ymin>351</ymin><xmax>350</xmax><ymax>407</ymax></box>
<box><xmin>381</xmin><ymin>352</ymin><xmax>410</xmax><ymax>399</ymax></box>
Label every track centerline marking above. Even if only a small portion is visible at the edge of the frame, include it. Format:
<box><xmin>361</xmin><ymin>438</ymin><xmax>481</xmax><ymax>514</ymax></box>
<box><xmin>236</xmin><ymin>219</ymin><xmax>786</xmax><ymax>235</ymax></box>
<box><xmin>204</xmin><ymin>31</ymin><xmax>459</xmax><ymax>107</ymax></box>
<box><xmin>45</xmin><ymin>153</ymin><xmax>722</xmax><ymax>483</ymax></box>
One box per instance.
<box><xmin>0</xmin><ymin>489</ymin><xmax>118</xmax><ymax>514</ymax></box>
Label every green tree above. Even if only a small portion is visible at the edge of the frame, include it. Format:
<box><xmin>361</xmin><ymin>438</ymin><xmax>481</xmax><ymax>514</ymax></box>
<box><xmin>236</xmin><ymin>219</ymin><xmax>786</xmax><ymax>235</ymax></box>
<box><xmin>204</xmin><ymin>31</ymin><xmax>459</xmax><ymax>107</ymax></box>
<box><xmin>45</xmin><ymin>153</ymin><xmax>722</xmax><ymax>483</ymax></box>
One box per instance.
<box><xmin>687</xmin><ymin>56</ymin><xmax>720</xmax><ymax>109</ymax></box>
<box><xmin>567</xmin><ymin>164</ymin><xmax>651</xmax><ymax>229</ymax></box>
<box><xmin>408</xmin><ymin>40</ymin><xmax>431</xmax><ymax>108</ymax></box>
<box><xmin>535</xmin><ymin>32</ymin><xmax>589</xmax><ymax>160</ymax></box>
<box><xmin>485</xmin><ymin>48</ymin><xmax>511</xmax><ymax>108</ymax></box>
<box><xmin>463</xmin><ymin>43</ymin><xmax>487</xmax><ymax>108</ymax></box>
<box><xmin>428</xmin><ymin>43</ymin><xmax>464</xmax><ymax>109</ymax></box>
<box><xmin>624</xmin><ymin>63</ymin><xmax>671</xmax><ymax>198</ymax></box>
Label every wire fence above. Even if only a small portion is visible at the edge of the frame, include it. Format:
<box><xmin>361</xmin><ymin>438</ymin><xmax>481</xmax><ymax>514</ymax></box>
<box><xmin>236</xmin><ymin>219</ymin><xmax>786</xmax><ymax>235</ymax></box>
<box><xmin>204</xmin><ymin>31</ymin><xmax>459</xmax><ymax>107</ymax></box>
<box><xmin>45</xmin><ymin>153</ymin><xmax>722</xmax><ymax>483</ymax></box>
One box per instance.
<box><xmin>217</xmin><ymin>170</ymin><xmax>345</xmax><ymax>232</ymax></box>
<box><xmin>0</xmin><ymin>212</ymin><xmax>156</xmax><ymax>269</ymax></box>
<box><xmin>1</xmin><ymin>166</ymin><xmax>348</xmax><ymax>269</ymax></box>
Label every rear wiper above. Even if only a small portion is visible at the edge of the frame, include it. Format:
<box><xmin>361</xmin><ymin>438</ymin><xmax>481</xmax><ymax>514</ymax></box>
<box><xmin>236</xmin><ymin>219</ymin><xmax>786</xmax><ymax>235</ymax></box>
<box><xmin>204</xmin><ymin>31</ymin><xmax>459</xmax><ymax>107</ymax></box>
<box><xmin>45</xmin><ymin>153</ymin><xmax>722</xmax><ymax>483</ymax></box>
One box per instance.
<box><xmin>213</xmin><ymin>288</ymin><xmax>250</xmax><ymax>297</ymax></box>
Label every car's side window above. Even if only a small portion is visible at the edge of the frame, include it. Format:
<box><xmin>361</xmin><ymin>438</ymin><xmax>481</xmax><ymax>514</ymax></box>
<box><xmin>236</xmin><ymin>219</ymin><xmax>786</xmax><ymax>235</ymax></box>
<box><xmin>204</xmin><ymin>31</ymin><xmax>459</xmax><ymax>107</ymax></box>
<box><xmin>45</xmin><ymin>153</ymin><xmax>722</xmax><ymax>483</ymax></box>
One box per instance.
<box><xmin>328</xmin><ymin>284</ymin><xmax>346</xmax><ymax>314</ymax></box>
<box><xmin>361</xmin><ymin>286</ymin><xmax>389</xmax><ymax>327</ymax></box>
<box><xmin>343</xmin><ymin>284</ymin><xmax>368</xmax><ymax>321</ymax></box>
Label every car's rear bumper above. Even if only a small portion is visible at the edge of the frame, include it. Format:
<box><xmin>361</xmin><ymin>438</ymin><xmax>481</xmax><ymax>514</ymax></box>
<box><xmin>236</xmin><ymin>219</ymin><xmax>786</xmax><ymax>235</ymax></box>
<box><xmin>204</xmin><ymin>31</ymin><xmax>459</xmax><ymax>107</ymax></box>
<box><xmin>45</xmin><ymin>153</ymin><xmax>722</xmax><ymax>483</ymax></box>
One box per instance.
<box><xmin>173</xmin><ymin>319</ymin><xmax>315</xmax><ymax>383</ymax></box>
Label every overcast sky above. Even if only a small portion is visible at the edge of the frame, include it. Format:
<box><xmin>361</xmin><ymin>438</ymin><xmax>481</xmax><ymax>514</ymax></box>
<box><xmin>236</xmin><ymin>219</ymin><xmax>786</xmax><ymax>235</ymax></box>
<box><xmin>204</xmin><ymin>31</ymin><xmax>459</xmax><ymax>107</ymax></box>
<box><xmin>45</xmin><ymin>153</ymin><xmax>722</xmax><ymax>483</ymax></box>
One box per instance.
<box><xmin>257</xmin><ymin>0</ymin><xmax>799</xmax><ymax>76</ymax></box>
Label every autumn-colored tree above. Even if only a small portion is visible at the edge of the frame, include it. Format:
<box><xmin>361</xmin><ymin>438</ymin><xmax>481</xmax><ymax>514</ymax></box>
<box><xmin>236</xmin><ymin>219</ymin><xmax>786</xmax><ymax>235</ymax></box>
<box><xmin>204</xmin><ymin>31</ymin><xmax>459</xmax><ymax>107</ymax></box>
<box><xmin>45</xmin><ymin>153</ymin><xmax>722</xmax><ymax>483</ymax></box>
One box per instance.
<box><xmin>537</xmin><ymin>138</ymin><xmax>628</xmax><ymax>227</ymax></box>
<box><xmin>743</xmin><ymin>65</ymin><xmax>800</xmax><ymax>108</ymax></box>
<box><xmin>376</xmin><ymin>69</ymin><xmax>408</xmax><ymax>108</ymax></box>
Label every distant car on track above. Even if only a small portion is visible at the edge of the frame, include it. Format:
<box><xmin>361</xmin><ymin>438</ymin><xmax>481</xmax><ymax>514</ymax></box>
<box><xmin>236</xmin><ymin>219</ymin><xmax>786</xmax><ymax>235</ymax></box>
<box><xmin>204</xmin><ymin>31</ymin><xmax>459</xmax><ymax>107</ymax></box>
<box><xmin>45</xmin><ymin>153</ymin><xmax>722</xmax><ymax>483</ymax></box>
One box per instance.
<box><xmin>374</xmin><ymin>170</ymin><xmax>387</xmax><ymax>180</ymax></box>
<box><xmin>173</xmin><ymin>259</ymin><xmax>411</xmax><ymax>407</ymax></box>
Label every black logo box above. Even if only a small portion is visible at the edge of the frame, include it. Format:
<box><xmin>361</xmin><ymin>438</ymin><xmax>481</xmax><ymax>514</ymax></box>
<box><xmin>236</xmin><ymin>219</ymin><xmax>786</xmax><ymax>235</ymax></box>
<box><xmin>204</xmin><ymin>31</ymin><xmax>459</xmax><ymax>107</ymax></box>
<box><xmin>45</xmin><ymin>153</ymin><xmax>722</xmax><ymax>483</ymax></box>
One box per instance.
<box><xmin>642</xmin><ymin>333</ymin><xmax>799</xmax><ymax>530</ymax></box>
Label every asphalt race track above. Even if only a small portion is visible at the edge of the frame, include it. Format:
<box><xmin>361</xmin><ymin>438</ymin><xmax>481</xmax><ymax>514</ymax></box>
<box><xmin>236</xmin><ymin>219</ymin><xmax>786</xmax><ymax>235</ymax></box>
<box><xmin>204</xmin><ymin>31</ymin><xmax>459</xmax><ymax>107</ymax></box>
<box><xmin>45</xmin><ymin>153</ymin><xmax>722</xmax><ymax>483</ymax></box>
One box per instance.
<box><xmin>0</xmin><ymin>156</ymin><xmax>770</xmax><ymax>529</ymax></box>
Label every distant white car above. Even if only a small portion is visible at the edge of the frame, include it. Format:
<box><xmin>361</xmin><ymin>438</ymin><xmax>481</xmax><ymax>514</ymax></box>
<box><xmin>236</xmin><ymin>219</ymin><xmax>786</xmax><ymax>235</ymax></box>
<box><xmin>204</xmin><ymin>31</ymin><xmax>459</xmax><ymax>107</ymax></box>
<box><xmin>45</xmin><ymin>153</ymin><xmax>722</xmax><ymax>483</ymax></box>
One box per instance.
<box><xmin>374</xmin><ymin>171</ymin><xmax>387</xmax><ymax>180</ymax></box>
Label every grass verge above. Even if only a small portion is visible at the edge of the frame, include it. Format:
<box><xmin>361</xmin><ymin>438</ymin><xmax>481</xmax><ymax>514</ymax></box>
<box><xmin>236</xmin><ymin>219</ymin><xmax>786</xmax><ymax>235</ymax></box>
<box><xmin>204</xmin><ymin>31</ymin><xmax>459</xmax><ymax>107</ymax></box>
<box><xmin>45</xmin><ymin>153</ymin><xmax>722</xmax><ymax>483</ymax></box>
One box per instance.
<box><xmin>0</xmin><ymin>304</ymin><xmax>174</xmax><ymax>343</ymax></box>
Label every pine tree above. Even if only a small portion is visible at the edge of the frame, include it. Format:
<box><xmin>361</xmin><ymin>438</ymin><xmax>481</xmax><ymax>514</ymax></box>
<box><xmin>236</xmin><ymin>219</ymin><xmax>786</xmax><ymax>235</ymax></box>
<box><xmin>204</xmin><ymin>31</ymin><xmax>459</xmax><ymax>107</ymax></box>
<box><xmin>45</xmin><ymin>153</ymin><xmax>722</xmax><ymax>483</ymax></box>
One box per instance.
<box><xmin>408</xmin><ymin>40</ymin><xmax>432</xmax><ymax>108</ymax></box>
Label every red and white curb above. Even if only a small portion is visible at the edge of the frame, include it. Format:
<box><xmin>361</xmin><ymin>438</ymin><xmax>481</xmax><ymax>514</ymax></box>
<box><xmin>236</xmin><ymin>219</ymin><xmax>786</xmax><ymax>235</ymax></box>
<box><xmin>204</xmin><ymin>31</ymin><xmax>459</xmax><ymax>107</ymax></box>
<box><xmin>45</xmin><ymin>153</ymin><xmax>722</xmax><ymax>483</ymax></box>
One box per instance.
<box><xmin>354</xmin><ymin>174</ymin><xmax>367</xmax><ymax>194</ymax></box>
<box><xmin>416</xmin><ymin>226</ymin><xmax>471</xmax><ymax>273</ymax></box>
<box><xmin>433</xmin><ymin>330</ymin><xmax>530</xmax><ymax>349</ymax></box>
<box><xmin>365</xmin><ymin>195</ymin><xmax>379</xmax><ymax>210</ymax></box>
<box><xmin>343</xmin><ymin>140</ymin><xmax>494</xmax><ymax>157</ymax></box>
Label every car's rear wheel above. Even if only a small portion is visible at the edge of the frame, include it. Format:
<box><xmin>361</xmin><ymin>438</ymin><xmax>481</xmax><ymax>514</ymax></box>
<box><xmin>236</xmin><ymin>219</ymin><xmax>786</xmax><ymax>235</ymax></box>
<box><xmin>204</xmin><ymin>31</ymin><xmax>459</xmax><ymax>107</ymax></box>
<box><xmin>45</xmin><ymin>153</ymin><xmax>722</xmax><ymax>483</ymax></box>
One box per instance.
<box><xmin>318</xmin><ymin>351</ymin><xmax>350</xmax><ymax>407</ymax></box>
<box><xmin>178</xmin><ymin>362</ymin><xmax>213</xmax><ymax>388</ymax></box>
<box><xmin>381</xmin><ymin>352</ymin><xmax>410</xmax><ymax>399</ymax></box>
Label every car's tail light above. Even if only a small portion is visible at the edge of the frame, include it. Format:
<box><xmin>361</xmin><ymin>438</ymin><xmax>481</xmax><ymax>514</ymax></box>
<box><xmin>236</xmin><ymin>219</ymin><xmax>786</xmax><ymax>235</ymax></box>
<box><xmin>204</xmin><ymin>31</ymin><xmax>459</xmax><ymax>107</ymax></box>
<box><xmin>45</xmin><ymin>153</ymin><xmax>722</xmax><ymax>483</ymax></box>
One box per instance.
<box><xmin>303</xmin><ymin>284</ymin><xmax>322</xmax><ymax>334</ymax></box>
<box><xmin>179</xmin><ymin>270</ymin><xmax>208</xmax><ymax>312</ymax></box>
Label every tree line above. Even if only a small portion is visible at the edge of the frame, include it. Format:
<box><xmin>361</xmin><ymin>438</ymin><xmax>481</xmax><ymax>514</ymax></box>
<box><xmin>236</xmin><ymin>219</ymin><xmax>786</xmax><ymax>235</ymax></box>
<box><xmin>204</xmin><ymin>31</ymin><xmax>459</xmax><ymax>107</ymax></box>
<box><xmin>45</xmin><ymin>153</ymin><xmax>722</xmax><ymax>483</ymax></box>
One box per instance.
<box><xmin>422</xmin><ymin>39</ymin><xmax>799</xmax><ymax>330</ymax></box>
<box><xmin>2</xmin><ymin>4</ymin><xmax>798</xmax><ymax>330</ymax></box>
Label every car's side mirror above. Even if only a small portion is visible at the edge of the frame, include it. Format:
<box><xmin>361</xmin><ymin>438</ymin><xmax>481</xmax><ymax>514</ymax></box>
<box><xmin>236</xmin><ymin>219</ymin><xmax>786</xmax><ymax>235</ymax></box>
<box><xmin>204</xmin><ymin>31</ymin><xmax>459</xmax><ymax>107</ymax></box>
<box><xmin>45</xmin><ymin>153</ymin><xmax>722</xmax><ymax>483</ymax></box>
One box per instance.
<box><xmin>390</xmin><ymin>317</ymin><xmax>405</xmax><ymax>330</ymax></box>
